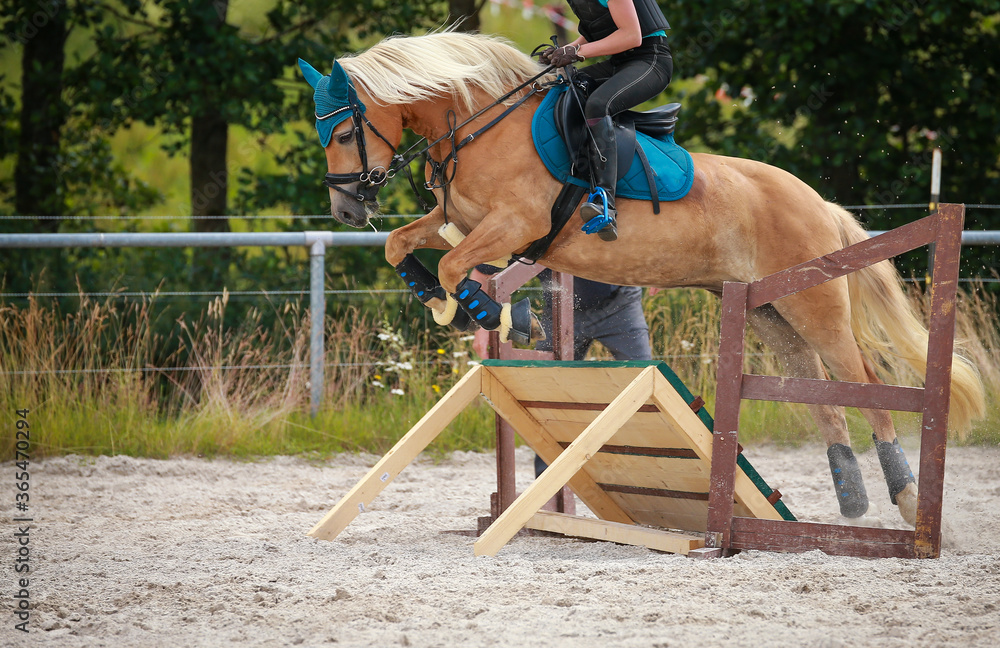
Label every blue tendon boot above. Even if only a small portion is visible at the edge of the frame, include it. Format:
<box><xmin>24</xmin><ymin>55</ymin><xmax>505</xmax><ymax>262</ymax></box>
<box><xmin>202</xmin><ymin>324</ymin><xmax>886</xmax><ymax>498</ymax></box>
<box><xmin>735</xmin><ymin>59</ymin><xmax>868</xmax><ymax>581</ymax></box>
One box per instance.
<box><xmin>826</xmin><ymin>443</ymin><xmax>870</xmax><ymax>518</ymax></box>
<box><xmin>395</xmin><ymin>255</ymin><xmax>472</xmax><ymax>331</ymax></box>
<box><xmin>874</xmin><ymin>435</ymin><xmax>918</xmax><ymax>525</ymax></box>
<box><xmin>579</xmin><ymin>116</ymin><xmax>618</xmax><ymax>242</ymax></box>
<box><xmin>452</xmin><ymin>277</ymin><xmax>533</xmax><ymax>345</ymax></box>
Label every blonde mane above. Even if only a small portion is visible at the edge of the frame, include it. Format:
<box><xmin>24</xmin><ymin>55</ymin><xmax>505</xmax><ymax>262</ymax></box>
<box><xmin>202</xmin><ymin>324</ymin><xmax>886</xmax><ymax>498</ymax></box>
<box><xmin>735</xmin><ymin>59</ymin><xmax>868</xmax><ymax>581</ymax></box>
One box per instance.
<box><xmin>336</xmin><ymin>32</ymin><xmax>545</xmax><ymax>111</ymax></box>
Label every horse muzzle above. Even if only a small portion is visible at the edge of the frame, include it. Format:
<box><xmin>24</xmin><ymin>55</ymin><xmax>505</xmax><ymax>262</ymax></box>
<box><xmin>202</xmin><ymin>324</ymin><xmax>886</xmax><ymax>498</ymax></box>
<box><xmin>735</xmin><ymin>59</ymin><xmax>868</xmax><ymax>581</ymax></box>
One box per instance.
<box><xmin>325</xmin><ymin>171</ymin><xmax>386</xmax><ymax>228</ymax></box>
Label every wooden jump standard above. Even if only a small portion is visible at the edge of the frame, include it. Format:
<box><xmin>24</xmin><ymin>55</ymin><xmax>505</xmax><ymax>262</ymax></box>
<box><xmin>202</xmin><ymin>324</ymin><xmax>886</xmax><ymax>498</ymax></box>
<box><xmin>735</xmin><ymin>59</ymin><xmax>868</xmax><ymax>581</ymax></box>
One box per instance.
<box><xmin>693</xmin><ymin>203</ymin><xmax>966</xmax><ymax>560</ymax></box>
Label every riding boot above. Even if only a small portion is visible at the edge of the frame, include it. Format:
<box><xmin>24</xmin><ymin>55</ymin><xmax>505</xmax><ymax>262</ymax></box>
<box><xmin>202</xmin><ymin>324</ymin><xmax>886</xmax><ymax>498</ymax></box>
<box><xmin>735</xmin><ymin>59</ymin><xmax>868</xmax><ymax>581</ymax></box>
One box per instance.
<box><xmin>580</xmin><ymin>116</ymin><xmax>618</xmax><ymax>242</ymax></box>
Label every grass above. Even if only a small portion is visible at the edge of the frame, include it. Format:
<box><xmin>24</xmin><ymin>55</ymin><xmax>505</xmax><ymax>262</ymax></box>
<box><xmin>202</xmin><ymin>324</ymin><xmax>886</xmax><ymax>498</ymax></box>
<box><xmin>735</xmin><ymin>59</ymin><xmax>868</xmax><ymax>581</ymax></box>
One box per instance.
<box><xmin>2</xmin><ymin>284</ymin><xmax>997</xmax><ymax>462</ymax></box>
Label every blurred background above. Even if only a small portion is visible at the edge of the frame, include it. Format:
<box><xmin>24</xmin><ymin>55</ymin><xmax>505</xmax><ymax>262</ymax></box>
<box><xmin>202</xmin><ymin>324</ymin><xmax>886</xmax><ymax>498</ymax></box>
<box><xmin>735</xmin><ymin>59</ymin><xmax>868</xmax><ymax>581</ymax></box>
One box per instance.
<box><xmin>1</xmin><ymin>1</ymin><xmax>998</xmax><ymax>457</ymax></box>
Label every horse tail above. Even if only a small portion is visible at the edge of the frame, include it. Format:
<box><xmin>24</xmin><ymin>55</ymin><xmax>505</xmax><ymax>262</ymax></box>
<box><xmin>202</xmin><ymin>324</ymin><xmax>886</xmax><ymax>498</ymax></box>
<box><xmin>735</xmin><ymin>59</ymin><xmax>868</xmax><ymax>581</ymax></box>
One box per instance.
<box><xmin>828</xmin><ymin>202</ymin><xmax>986</xmax><ymax>436</ymax></box>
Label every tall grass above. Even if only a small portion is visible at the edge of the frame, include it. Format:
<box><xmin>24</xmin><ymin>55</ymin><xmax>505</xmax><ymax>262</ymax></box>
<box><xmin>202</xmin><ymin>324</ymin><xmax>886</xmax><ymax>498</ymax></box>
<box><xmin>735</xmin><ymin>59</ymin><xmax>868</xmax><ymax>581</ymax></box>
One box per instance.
<box><xmin>1</xmin><ymin>285</ymin><xmax>998</xmax><ymax>460</ymax></box>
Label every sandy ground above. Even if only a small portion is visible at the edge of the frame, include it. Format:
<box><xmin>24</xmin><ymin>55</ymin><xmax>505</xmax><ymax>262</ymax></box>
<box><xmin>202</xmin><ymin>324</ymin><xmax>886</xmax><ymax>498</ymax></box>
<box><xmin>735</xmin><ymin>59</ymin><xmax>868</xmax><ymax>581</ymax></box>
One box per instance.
<box><xmin>4</xmin><ymin>442</ymin><xmax>1000</xmax><ymax>647</ymax></box>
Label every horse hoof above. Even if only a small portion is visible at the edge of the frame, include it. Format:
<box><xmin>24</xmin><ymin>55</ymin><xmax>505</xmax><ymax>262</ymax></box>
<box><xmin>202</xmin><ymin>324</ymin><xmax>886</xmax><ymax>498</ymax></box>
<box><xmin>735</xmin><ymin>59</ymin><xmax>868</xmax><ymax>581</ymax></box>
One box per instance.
<box><xmin>895</xmin><ymin>482</ymin><xmax>919</xmax><ymax>527</ymax></box>
<box><xmin>504</xmin><ymin>298</ymin><xmax>533</xmax><ymax>346</ymax></box>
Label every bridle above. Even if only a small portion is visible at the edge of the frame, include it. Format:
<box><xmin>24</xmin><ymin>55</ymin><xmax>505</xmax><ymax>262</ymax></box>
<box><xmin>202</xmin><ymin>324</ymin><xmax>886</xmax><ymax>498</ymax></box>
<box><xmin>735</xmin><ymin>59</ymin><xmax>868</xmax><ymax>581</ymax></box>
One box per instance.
<box><xmin>320</xmin><ymin>95</ymin><xmax>401</xmax><ymax>204</ymax></box>
<box><xmin>321</xmin><ymin>66</ymin><xmax>559</xmax><ymax>215</ymax></box>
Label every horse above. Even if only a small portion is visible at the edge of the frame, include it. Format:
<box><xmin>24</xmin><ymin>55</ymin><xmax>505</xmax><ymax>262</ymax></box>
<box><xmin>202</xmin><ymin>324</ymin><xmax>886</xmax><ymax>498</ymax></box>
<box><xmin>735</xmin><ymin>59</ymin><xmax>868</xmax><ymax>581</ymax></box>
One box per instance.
<box><xmin>297</xmin><ymin>31</ymin><xmax>985</xmax><ymax>527</ymax></box>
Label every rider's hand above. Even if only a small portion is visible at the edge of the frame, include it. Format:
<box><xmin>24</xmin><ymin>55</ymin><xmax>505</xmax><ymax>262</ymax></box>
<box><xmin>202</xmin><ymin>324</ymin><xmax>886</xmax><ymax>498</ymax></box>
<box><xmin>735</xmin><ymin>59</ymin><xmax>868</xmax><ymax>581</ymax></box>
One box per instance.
<box><xmin>537</xmin><ymin>46</ymin><xmax>556</xmax><ymax>65</ymax></box>
<box><xmin>549</xmin><ymin>44</ymin><xmax>584</xmax><ymax>67</ymax></box>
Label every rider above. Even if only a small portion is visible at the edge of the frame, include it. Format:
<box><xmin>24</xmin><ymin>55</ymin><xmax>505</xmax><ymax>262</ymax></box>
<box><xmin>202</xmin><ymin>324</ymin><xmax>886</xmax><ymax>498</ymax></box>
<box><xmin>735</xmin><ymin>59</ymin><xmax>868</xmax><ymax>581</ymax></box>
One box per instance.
<box><xmin>540</xmin><ymin>0</ymin><xmax>673</xmax><ymax>242</ymax></box>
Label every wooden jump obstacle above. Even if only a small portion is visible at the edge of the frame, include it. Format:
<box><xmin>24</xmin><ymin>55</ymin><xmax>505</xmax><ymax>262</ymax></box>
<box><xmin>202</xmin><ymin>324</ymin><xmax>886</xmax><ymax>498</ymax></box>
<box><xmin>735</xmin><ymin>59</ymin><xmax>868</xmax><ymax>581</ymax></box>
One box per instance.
<box><xmin>308</xmin><ymin>360</ymin><xmax>794</xmax><ymax>555</ymax></box>
<box><xmin>308</xmin><ymin>204</ymin><xmax>965</xmax><ymax>560</ymax></box>
<box><xmin>695</xmin><ymin>203</ymin><xmax>967</xmax><ymax>560</ymax></box>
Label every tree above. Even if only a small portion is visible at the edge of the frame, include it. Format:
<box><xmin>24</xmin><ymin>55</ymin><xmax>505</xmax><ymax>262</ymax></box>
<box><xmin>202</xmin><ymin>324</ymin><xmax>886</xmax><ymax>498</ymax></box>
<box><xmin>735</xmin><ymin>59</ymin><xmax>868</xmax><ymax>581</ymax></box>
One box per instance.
<box><xmin>667</xmin><ymin>0</ymin><xmax>1000</xmax><ymax>274</ymax></box>
<box><xmin>11</xmin><ymin>0</ymin><xmax>67</xmax><ymax>223</ymax></box>
<box><xmin>448</xmin><ymin>0</ymin><xmax>487</xmax><ymax>31</ymax></box>
<box><xmin>1</xmin><ymin>0</ymin><xmax>446</xmax><ymax>292</ymax></box>
<box><xmin>668</xmin><ymin>0</ymin><xmax>1000</xmax><ymax>227</ymax></box>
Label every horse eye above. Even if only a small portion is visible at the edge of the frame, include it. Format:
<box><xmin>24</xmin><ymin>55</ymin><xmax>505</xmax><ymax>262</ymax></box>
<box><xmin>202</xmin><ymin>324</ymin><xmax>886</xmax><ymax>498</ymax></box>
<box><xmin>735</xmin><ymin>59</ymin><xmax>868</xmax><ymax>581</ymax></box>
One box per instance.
<box><xmin>336</xmin><ymin>129</ymin><xmax>354</xmax><ymax>144</ymax></box>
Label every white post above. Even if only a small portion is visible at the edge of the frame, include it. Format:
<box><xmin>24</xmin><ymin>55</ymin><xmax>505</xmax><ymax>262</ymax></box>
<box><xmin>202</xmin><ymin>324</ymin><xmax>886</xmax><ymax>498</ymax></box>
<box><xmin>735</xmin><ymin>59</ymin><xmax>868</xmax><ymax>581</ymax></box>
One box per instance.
<box><xmin>927</xmin><ymin>147</ymin><xmax>942</xmax><ymax>282</ymax></box>
<box><xmin>930</xmin><ymin>147</ymin><xmax>942</xmax><ymax>212</ymax></box>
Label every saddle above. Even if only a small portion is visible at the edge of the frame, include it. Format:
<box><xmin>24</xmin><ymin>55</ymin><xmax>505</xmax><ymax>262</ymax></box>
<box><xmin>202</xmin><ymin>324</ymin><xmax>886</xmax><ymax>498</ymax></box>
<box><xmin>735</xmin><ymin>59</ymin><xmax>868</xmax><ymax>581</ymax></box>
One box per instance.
<box><xmin>517</xmin><ymin>79</ymin><xmax>691</xmax><ymax>262</ymax></box>
<box><xmin>552</xmin><ymin>89</ymin><xmax>682</xmax><ymax>184</ymax></box>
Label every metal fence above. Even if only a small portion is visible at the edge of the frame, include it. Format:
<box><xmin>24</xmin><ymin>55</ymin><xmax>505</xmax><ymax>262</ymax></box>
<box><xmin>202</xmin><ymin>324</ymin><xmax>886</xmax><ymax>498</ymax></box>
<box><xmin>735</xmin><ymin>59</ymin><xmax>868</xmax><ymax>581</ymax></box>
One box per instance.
<box><xmin>1</xmin><ymin>227</ymin><xmax>998</xmax><ymax>415</ymax></box>
<box><xmin>0</xmin><ymin>231</ymin><xmax>387</xmax><ymax>416</ymax></box>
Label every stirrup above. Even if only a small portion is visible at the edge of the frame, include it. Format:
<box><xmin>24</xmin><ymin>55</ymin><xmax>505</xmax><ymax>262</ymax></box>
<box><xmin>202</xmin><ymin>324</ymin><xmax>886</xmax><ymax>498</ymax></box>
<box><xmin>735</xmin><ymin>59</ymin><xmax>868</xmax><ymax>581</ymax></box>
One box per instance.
<box><xmin>580</xmin><ymin>188</ymin><xmax>617</xmax><ymax>241</ymax></box>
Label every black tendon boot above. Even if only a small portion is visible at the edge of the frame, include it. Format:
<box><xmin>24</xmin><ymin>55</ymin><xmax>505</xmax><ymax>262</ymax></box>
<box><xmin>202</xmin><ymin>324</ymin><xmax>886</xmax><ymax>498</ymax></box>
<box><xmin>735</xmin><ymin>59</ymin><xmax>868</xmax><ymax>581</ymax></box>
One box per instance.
<box><xmin>873</xmin><ymin>435</ymin><xmax>916</xmax><ymax>505</ymax></box>
<box><xmin>826</xmin><ymin>444</ymin><xmax>870</xmax><ymax>518</ymax></box>
<box><xmin>580</xmin><ymin>116</ymin><xmax>618</xmax><ymax>242</ymax></box>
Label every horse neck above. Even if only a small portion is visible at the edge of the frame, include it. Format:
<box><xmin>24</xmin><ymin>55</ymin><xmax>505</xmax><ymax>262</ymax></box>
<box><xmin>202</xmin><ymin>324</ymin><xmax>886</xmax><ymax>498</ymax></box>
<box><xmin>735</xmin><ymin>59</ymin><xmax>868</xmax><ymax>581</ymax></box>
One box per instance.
<box><xmin>400</xmin><ymin>91</ymin><xmax>513</xmax><ymax>147</ymax></box>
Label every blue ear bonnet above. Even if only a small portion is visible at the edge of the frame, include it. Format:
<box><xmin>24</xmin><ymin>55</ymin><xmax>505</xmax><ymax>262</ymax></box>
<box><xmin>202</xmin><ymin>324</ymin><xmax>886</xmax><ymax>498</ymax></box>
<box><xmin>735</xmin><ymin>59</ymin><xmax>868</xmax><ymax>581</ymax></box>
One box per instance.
<box><xmin>297</xmin><ymin>58</ymin><xmax>367</xmax><ymax>147</ymax></box>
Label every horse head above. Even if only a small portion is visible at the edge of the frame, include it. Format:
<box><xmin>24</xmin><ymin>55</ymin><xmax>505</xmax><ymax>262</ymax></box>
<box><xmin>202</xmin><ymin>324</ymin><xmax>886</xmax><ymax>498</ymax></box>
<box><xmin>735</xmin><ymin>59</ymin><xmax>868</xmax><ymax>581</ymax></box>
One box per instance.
<box><xmin>298</xmin><ymin>58</ymin><xmax>400</xmax><ymax>228</ymax></box>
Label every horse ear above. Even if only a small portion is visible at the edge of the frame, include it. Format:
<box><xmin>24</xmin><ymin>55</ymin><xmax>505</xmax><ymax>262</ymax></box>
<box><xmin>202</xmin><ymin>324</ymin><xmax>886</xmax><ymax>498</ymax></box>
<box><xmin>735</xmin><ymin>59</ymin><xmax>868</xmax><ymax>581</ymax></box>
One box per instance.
<box><xmin>329</xmin><ymin>61</ymin><xmax>350</xmax><ymax>98</ymax></box>
<box><xmin>297</xmin><ymin>58</ymin><xmax>323</xmax><ymax>89</ymax></box>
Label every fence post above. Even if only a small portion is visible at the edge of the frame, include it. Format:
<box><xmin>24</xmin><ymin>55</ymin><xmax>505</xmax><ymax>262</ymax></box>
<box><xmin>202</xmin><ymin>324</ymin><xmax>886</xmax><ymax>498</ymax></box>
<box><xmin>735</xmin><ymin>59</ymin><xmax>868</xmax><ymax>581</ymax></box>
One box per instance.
<box><xmin>307</xmin><ymin>236</ymin><xmax>327</xmax><ymax>417</ymax></box>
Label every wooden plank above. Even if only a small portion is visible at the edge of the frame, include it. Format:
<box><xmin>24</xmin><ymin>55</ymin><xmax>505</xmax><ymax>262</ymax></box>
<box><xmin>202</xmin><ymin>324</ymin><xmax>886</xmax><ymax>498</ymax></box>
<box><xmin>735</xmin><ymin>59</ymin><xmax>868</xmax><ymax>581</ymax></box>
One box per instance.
<box><xmin>729</xmin><ymin>517</ymin><xmax>916</xmax><ymax>559</ymax></box>
<box><xmin>479</xmin><ymin>367</ymin><xmax>634</xmax><ymax>524</ymax></box>
<box><xmin>475</xmin><ymin>366</ymin><xmax>658</xmax><ymax>556</ymax></box>
<box><xmin>704</xmin><ymin>282</ymin><xmax>748</xmax><ymax>547</ymax></box>
<box><xmin>608</xmin><ymin>491</ymin><xmax>758</xmax><ymax>534</ymax></box>
<box><xmin>582</xmin><ymin>453</ymin><xmax>709</xmax><ymax>492</ymax></box>
<box><xmin>525</xmin><ymin>510</ymin><xmax>704</xmax><ymax>555</ymax></box>
<box><xmin>915</xmin><ymin>203</ymin><xmax>965</xmax><ymax>558</ymax></box>
<box><xmin>522</xmin><ymin>401</ymin><xmax>661</xmax><ymax>412</ymax></box>
<box><xmin>645</xmin><ymin>370</ymin><xmax>783</xmax><ymax>524</ymax></box>
<box><xmin>307</xmin><ymin>366</ymin><xmax>484</xmax><ymax>541</ymax></box>
<box><xmin>742</xmin><ymin>374</ymin><xmax>925</xmax><ymax>412</ymax></box>
<box><xmin>747</xmin><ymin>212</ymin><xmax>940</xmax><ymax>309</ymax></box>
<box><xmin>484</xmin><ymin>365</ymin><xmax>648</xmax><ymax>405</ymax></box>
<box><xmin>559</xmin><ymin>443</ymin><xmax>700</xmax><ymax>459</ymax></box>
<box><xmin>527</xmin><ymin>410</ymin><xmax>694</xmax><ymax>449</ymax></box>
<box><xmin>598</xmin><ymin>483</ymin><xmax>708</xmax><ymax>501</ymax></box>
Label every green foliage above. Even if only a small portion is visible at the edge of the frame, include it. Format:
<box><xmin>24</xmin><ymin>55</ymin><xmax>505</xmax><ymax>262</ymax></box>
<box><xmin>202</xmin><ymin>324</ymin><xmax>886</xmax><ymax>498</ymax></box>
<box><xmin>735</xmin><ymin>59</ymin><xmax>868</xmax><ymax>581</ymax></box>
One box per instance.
<box><xmin>667</xmin><ymin>0</ymin><xmax>1000</xmax><ymax>276</ymax></box>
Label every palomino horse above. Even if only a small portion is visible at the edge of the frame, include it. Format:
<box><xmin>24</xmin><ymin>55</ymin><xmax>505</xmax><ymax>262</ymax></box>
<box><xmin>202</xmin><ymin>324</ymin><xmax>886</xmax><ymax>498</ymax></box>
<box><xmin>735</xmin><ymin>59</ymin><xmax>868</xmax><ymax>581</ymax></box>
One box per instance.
<box><xmin>298</xmin><ymin>32</ymin><xmax>984</xmax><ymax>526</ymax></box>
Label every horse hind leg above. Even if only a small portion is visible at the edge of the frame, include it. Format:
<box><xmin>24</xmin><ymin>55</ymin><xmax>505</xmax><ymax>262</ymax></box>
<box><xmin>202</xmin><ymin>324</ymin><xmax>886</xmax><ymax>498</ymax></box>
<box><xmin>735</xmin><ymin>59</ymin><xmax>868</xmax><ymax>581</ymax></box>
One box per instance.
<box><xmin>861</xmin><ymin>356</ymin><xmax>918</xmax><ymax>525</ymax></box>
<box><xmin>769</xmin><ymin>284</ymin><xmax>918</xmax><ymax>526</ymax></box>
<box><xmin>746</xmin><ymin>305</ymin><xmax>870</xmax><ymax>520</ymax></box>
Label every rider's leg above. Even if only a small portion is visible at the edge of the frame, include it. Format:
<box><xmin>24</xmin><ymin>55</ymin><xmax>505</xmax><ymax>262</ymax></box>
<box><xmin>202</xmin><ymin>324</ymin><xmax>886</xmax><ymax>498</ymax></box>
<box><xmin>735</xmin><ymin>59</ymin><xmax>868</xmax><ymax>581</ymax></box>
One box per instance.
<box><xmin>580</xmin><ymin>115</ymin><xmax>619</xmax><ymax>241</ymax></box>
<box><xmin>578</xmin><ymin>43</ymin><xmax>673</xmax><ymax>242</ymax></box>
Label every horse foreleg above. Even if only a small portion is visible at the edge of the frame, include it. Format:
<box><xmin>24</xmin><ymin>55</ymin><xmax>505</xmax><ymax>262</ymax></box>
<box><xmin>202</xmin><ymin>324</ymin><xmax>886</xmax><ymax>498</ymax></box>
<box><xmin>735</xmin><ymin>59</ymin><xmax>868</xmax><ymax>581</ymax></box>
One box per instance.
<box><xmin>384</xmin><ymin>207</ymin><xmax>449</xmax><ymax>266</ymax></box>
<box><xmin>384</xmin><ymin>208</ymin><xmax>472</xmax><ymax>329</ymax></box>
<box><xmin>434</xmin><ymin>214</ymin><xmax>547</xmax><ymax>344</ymax></box>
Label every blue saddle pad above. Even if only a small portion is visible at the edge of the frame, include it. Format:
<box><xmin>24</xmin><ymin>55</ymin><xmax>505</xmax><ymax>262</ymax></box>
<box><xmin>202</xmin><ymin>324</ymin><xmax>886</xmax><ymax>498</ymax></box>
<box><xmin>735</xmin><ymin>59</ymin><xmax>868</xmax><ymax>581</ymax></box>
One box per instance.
<box><xmin>531</xmin><ymin>85</ymin><xmax>694</xmax><ymax>203</ymax></box>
